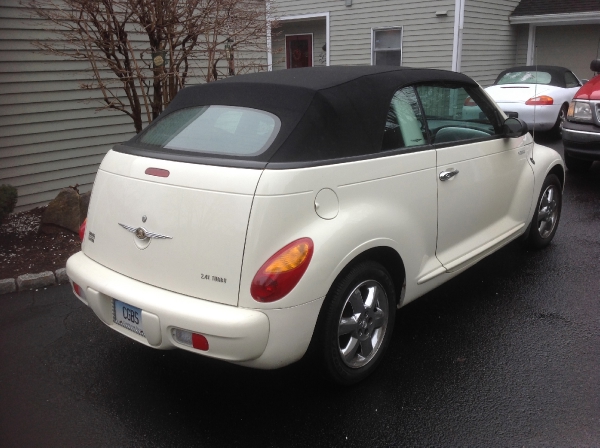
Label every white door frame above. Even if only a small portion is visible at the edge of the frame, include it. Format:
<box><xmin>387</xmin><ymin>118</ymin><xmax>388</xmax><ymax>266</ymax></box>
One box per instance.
<box><xmin>267</xmin><ymin>11</ymin><xmax>330</xmax><ymax>71</ymax></box>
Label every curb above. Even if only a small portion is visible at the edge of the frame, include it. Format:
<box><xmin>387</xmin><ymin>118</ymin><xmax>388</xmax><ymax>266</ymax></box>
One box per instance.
<box><xmin>0</xmin><ymin>268</ymin><xmax>69</xmax><ymax>295</ymax></box>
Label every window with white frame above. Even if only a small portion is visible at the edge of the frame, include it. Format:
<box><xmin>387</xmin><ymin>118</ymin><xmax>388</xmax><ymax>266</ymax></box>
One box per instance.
<box><xmin>372</xmin><ymin>28</ymin><xmax>402</xmax><ymax>66</ymax></box>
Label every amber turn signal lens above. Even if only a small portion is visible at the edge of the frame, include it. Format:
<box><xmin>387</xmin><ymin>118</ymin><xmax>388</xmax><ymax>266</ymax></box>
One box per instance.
<box><xmin>251</xmin><ymin>238</ymin><xmax>314</xmax><ymax>302</ymax></box>
<box><xmin>525</xmin><ymin>95</ymin><xmax>554</xmax><ymax>106</ymax></box>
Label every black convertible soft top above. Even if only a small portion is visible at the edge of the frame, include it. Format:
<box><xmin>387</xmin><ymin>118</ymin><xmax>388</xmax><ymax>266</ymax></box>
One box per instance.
<box><xmin>121</xmin><ymin>66</ymin><xmax>478</xmax><ymax>168</ymax></box>
<box><xmin>494</xmin><ymin>65</ymin><xmax>576</xmax><ymax>88</ymax></box>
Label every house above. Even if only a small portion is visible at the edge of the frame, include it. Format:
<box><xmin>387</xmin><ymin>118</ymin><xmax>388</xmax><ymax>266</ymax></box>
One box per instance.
<box><xmin>1</xmin><ymin>0</ymin><xmax>599</xmax><ymax>211</ymax></box>
<box><xmin>270</xmin><ymin>0</ymin><xmax>600</xmax><ymax>82</ymax></box>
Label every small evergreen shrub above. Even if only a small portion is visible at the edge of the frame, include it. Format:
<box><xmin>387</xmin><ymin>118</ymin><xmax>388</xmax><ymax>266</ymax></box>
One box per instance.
<box><xmin>0</xmin><ymin>184</ymin><xmax>18</xmax><ymax>221</ymax></box>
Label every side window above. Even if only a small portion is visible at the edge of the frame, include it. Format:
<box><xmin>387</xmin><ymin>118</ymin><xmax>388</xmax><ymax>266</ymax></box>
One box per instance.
<box><xmin>415</xmin><ymin>84</ymin><xmax>502</xmax><ymax>144</ymax></box>
<box><xmin>382</xmin><ymin>86</ymin><xmax>427</xmax><ymax>151</ymax></box>
<box><xmin>564</xmin><ymin>71</ymin><xmax>580</xmax><ymax>88</ymax></box>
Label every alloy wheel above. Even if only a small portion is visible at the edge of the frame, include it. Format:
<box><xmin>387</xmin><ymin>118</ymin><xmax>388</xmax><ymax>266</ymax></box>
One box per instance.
<box><xmin>337</xmin><ymin>280</ymin><xmax>388</xmax><ymax>368</ymax></box>
<box><xmin>537</xmin><ymin>184</ymin><xmax>559</xmax><ymax>238</ymax></box>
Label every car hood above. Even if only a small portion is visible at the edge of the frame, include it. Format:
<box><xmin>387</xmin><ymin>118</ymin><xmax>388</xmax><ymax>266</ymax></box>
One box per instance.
<box><xmin>485</xmin><ymin>84</ymin><xmax>554</xmax><ymax>103</ymax></box>
<box><xmin>573</xmin><ymin>75</ymin><xmax>600</xmax><ymax>100</ymax></box>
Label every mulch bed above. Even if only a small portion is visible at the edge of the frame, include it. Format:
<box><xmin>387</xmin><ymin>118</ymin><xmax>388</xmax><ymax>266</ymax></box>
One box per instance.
<box><xmin>0</xmin><ymin>207</ymin><xmax>81</xmax><ymax>280</ymax></box>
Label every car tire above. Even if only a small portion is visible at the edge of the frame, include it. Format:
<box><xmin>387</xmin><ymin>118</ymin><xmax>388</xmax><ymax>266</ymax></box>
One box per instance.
<box><xmin>564</xmin><ymin>152</ymin><xmax>593</xmax><ymax>172</ymax></box>
<box><xmin>551</xmin><ymin>104</ymin><xmax>568</xmax><ymax>138</ymax></box>
<box><xmin>526</xmin><ymin>174</ymin><xmax>562</xmax><ymax>249</ymax></box>
<box><xmin>316</xmin><ymin>261</ymin><xmax>396</xmax><ymax>385</ymax></box>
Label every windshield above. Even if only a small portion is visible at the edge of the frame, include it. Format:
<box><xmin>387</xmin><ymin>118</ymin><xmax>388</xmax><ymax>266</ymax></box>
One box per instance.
<box><xmin>135</xmin><ymin>106</ymin><xmax>281</xmax><ymax>156</ymax></box>
<box><xmin>496</xmin><ymin>71</ymin><xmax>552</xmax><ymax>85</ymax></box>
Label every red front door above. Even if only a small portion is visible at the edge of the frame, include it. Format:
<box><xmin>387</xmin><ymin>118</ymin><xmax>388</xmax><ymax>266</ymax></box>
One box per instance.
<box><xmin>286</xmin><ymin>35</ymin><xmax>313</xmax><ymax>69</ymax></box>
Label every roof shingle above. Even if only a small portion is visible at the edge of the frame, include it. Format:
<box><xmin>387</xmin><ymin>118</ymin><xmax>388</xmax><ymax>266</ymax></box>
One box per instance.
<box><xmin>511</xmin><ymin>0</ymin><xmax>600</xmax><ymax>16</ymax></box>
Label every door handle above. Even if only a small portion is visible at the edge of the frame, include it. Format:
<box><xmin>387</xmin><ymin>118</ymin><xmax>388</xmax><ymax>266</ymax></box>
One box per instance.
<box><xmin>439</xmin><ymin>169</ymin><xmax>459</xmax><ymax>181</ymax></box>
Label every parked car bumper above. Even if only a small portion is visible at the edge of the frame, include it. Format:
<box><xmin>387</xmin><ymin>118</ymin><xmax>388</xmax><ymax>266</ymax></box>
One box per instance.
<box><xmin>562</xmin><ymin>121</ymin><xmax>600</xmax><ymax>160</ymax></box>
<box><xmin>66</xmin><ymin>251</ymin><xmax>322</xmax><ymax>369</ymax></box>
<box><xmin>494</xmin><ymin>102</ymin><xmax>559</xmax><ymax>131</ymax></box>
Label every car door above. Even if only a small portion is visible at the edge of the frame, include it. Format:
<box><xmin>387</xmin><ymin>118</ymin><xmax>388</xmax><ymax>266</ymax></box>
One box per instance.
<box><xmin>415</xmin><ymin>83</ymin><xmax>535</xmax><ymax>272</ymax></box>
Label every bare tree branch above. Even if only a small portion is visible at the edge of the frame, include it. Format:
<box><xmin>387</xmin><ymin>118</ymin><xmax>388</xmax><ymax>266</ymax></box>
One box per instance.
<box><xmin>25</xmin><ymin>0</ymin><xmax>280</xmax><ymax>133</ymax></box>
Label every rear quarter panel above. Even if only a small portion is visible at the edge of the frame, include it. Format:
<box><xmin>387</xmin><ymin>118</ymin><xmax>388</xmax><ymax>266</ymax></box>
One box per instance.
<box><xmin>238</xmin><ymin>150</ymin><xmax>444</xmax><ymax>310</ymax></box>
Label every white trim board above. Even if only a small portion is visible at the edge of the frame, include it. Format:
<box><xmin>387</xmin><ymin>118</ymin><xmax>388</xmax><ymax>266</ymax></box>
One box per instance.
<box><xmin>268</xmin><ymin>12</ymin><xmax>330</xmax><ymax>69</ymax></box>
<box><xmin>510</xmin><ymin>11</ymin><xmax>600</xmax><ymax>26</ymax></box>
<box><xmin>452</xmin><ymin>0</ymin><xmax>465</xmax><ymax>72</ymax></box>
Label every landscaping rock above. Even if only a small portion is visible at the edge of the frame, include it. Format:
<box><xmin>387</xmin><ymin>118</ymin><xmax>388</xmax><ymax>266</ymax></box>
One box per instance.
<box><xmin>17</xmin><ymin>271</ymin><xmax>55</xmax><ymax>291</ymax></box>
<box><xmin>0</xmin><ymin>278</ymin><xmax>16</xmax><ymax>294</ymax></box>
<box><xmin>79</xmin><ymin>191</ymin><xmax>91</xmax><ymax>222</ymax></box>
<box><xmin>40</xmin><ymin>188</ymin><xmax>80</xmax><ymax>234</ymax></box>
<box><xmin>55</xmin><ymin>268</ymin><xmax>69</xmax><ymax>285</ymax></box>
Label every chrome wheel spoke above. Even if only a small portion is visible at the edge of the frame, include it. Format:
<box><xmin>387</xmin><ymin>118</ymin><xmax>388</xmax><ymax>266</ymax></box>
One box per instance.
<box><xmin>360</xmin><ymin>337</ymin><xmax>374</xmax><ymax>357</ymax></box>
<box><xmin>341</xmin><ymin>337</ymin><xmax>360</xmax><ymax>363</ymax></box>
<box><xmin>372</xmin><ymin>309</ymin><xmax>385</xmax><ymax>330</ymax></box>
<box><xmin>364</xmin><ymin>286</ymin><xmax>377</xmax><ymax>309</ymax></box>
<box><xmin>538</xmin><ymin>209</ymin><xmax>550</xmax><ymax>221</ymax></box>
<box><xmin>349</xmin><ymin>289</ymin><xmax>365</xmax><ymax>313</ymax></box>
<box><xmin>338</xmin><ymin>317</ymin><xmax>358</xmax><ymax>336</ymax></box>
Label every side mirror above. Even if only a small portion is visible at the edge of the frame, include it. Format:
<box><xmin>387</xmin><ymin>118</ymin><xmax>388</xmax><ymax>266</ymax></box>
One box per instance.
<box><xmin>590</xmin><ymin>59</ymin><xmax>600</xmax><ymax>72</ymax></box>
<box><xmin>581</xmin><ymin>79</ymin><xmax>589</xmax><ymax>84</ymax></box>
<box><xmin>503</xmin><ymin>117</ymin><xmax>528</xmax><ymax>138</ymax></box>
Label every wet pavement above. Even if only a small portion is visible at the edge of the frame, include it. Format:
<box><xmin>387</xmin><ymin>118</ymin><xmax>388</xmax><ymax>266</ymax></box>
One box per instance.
<box><xmin>1</xmin><ymin>136</ymin><xmax>599</xmax><ymax>447</ymax></box>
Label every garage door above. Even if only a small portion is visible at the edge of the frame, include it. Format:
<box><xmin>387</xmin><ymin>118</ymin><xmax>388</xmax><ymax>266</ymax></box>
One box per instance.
<box><xmin>535</xmin><ymin>24</ymin><xmax>600</xmax><ymax>80</ymax></box>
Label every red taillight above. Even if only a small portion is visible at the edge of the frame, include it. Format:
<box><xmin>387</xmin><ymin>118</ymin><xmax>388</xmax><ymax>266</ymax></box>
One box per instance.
<box><xmin>525</xmin><ymin>95</ymin><xmax>554</xmax><ymax>106</ymax></box>
<box><xmin>192</xmin><ymin>333</ymin><xmax>209</xmax><ymax>351</ymax></box>
<box><xmin>251</xmin><ymin>238</ymin><xmax>314</xmax><ymax>302</ymax></box>
<box><xmin>464</xmin><ymin>96</ymin><xmax>477</xmax><ymax>107</ymax></box>
<box><xmin>73</xmin><ymin>282</ymin><xmax>82</xmax><ymax>297</ymax></box>
<box><xmin>145</xmin><ymin>168</ymin><xmax>170</xmax><ymax>178</ymax></box>
<box><xmin>79</xmin><ymin>218</ymin><xmax>87</xmax><ymax>242</ymax></box>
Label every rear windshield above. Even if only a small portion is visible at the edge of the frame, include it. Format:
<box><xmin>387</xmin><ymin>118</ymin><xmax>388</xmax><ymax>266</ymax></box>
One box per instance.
<box><xmin>496</xmin><ymin>71</ymin><xmax>552</xmax><ymax>85</ymax></box>
<box><xmin>134</xmin><ymin>106</ymin><xmax>281</xmax><ymax>156</ymax></box>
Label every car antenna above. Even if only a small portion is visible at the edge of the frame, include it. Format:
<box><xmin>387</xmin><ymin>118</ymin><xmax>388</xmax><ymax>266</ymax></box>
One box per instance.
<box><xmin>530</xmin><ymin>45</ymin><xmax>537</xmax><ymax>164</ymax></box>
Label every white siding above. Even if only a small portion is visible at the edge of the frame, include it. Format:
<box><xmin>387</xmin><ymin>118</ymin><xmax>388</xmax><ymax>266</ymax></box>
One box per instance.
<box><xmin>514</xmin><ymin>24</ymin><xmax>529</xmax><ymax>66</ymax></box>
<box><xmin>274</xmin><ymin>0</ymin><xmax>456</xmax><ymax>70</ymax></box>
<box><xmin>0</xmin><ymin>0</ymin><xmax>262</xmax><ymax>211</ymax></box>
<box><xmin>461</xmin><ymin>0</ymin><xmax>522</xmax><ymax>87</ymax></box>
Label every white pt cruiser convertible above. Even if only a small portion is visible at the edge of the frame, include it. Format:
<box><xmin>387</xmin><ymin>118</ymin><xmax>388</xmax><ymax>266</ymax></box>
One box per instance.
<box><xmin>67</xmin><ymin>66</ymin><xmax>564</xmax><ymax>384</ymax></box>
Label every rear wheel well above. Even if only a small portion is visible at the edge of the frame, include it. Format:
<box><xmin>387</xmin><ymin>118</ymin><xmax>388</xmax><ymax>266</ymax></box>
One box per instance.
<box><xmin>336</xmin><ymin>246</ymin><xmax>406</xmax><ymax>306</ymax></box>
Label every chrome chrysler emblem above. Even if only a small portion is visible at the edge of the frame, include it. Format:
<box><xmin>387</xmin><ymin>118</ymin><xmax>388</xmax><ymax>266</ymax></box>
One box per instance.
<box><xmin>118</xmin><ymin>223</ymin><xmax>172</xmax><ymax>240</ymax></box>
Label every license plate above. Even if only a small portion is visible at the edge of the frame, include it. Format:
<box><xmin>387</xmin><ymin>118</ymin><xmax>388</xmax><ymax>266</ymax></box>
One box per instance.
<box><xmin>113</xmin><ymin>299</ymin><xmax>145</xmax><ymax>337</ymax></box>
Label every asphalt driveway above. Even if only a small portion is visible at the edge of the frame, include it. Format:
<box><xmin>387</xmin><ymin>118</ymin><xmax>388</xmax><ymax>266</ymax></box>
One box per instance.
<box><xmin>1</xmin><ymin>136</ymin><xmax>599</xmax><ymax>447</ymax></box>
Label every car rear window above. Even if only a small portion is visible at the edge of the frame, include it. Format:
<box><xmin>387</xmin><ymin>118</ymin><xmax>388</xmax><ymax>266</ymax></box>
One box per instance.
<box><xmin>135</xmin><ymin>106</ymin><xmax>281</xmax><ymax>156</ymax></box>
<box><xmin>496</xmin><ymin>71</ymin><xmax>552</xmax><ymax>85</ymax></box>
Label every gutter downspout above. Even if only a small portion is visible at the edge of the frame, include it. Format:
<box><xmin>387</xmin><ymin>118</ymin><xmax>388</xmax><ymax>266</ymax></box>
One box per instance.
<box><xmin>526</xmin><ymin>24</ymin><xmax>536</xmax><ymax>65</ymax></box>
<box><xmin>266</xmin><ymin>0</ymin><xmax>273</xmax><ymax>71</ymax></box>
<box><xmin>452</xmin><ymin>0</ymin><xmax>465</xmax><ymax>72</ymax></box>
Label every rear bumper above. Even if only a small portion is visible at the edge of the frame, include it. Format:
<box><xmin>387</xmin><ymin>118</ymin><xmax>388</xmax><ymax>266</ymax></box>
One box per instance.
<box><xmin>66</xmin><ymin>252</ymin><xmax>323</xmax><ymax>369</ymax></box>
<box><xmin>495</xmin><ymin>102</ymin><xmax>559</xmax><ymax>131</ymax></box>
